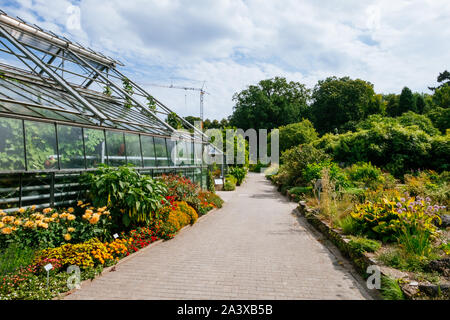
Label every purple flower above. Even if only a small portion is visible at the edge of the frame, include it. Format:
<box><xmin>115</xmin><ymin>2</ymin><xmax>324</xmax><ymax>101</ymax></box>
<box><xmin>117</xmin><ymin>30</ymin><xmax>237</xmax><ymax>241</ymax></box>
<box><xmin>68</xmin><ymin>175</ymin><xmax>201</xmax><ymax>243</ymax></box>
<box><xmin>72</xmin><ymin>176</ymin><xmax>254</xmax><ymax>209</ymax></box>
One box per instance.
<box><xmin>400</xmin><ymin>198</ymin><xmax>406</xmax><ymax>202</ymax></box>
<box><xmin>396</xmin><ymin>202</ymin><xmax>402</xmax><ymax>208</ymax></box>
<box><xmin>425</xmin><ymin>197</ymin><xmax>431</xmax><ymax>202</ymax></box>
<box><xmin>397</xmin><ymin>209</ymin><xmax>402</xmax><ymax>214</ymax></box>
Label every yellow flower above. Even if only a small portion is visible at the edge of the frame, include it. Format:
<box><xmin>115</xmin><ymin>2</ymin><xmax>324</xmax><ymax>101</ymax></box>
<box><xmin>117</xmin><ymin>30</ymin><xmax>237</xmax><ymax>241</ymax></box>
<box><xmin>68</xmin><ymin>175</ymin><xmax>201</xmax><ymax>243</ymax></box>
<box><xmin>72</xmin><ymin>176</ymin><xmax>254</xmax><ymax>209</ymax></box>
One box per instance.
<box><xmin>85</xmin><ymin>209</ymin><xmax>93</xmax><ymax>215</ymax></box>
<box><xmin>77</xmin><ymin>200</ymin><xmax>83</xmax><ymax>206</ymax></box>
<box><xmin>1</xmin><ymin>227</ymin><xmax>12</xmax><ymax>234</ymax></box>
<box><xmin>51</xmin><ymin>213</ymin><xmax>59</xmax><ymax>218</ymax></box>
<box><xmin>64</xmin><ymin>233</ymin><xmax>72</xmax><ymax>241</ymax></box>
<box><xmin>12</xmin><ymin>227</ymin><xmax>17</xmax><ymax>231</ymax></box>
<box><xmin>38</xmin><ymin>222</ymin><xmax>49</xmax><ymax>229</ymax></box>
<box><xmin>18</xmin><ymin>207</ymin><xmax>25</xmax><ymax>214</ymax></box>
<box><xmin>31</xmin><ymin>205</ymin><xmax>36</xmax><ymax>211</ymax></box>
<box><xmin>68</xmin><ymin>207</ymin><xmax>74</xmax><ymax>213</ymax></box>
<box><xmin>97</xmin><ymin>206</ymin><xmax>107</xmax><ymax>213</ymax></box>
<box><xmin>0</xmin><ymin>222</ymin><xmax>3</xmax><ymax>228</ymax></box>
<box><xmin>14</xmin><ymin>219</ymin><xmax>22</xmax><ymax>226</ymax></box>
<box><xmin>67</xmin><ymin>214</ymin><xmax>76</xmax><ymax>221</ymax></box>
<box><xmin>1</xmin><ymin>216</ymin><xmax>14</xmax><ymax>224</ymax></box>
<box><xmin>68</xmin><ymin>227</ymin><xmax>75</xmax><ymax>232</ymax></box>
<box><xmin>24</xmin><ymin>221</ymin><xmax>35</xmax><ymax>228</ymax></box>
<box><xmin>89</xmin><ymin>214</ymin><xmax>100</xmax><ymax>224</ymax></box>
<box><xmin>43</xmin><ymin>208</ymin><xmax>52</xmax><ymax>214</ymax></box>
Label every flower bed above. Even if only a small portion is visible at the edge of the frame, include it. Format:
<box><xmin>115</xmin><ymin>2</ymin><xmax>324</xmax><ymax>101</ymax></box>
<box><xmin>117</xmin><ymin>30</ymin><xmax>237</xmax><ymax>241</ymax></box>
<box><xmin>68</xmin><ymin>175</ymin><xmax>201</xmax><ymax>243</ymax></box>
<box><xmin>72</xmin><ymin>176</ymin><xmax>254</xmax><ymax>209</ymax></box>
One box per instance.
<box><xmin>0</xmin><ymin>169</ymin><xmax>223</xmax><ymax>300</ymax></box>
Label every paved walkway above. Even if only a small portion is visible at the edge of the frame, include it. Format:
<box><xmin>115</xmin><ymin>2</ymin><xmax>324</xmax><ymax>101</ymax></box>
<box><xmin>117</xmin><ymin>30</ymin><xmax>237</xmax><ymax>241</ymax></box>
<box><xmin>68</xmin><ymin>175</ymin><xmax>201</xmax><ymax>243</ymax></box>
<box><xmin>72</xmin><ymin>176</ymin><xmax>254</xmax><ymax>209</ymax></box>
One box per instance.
<box><xmin>65</xmin><ymin>173</ymin><xmax>371</xmax><ymax>300</ymax></box>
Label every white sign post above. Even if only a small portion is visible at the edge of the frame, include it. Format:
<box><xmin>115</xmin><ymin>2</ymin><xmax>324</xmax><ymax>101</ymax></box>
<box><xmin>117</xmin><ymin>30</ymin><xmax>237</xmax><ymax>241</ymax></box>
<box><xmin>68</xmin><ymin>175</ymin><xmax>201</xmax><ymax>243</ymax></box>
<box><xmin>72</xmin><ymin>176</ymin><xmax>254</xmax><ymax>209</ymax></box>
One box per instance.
<box><xmin>44</xmin><ymin>263</ymin><xmax>53</xmax><ymax>288</ymax></box>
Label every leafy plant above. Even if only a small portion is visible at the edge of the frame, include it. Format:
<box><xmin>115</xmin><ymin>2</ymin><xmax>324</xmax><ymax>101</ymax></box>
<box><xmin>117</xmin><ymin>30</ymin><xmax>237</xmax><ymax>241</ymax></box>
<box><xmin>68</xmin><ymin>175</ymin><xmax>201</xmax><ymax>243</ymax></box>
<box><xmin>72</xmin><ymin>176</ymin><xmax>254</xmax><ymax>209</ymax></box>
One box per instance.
<box><xmin>380</xmin><ymin>275</ymin><xmax>405</xmax><ymax>300</ymax></box>
<box><xmin>347</xmin><ymin>236</ymin><xmax>381</xmax><ymax>254</ymax></box>
<box><xmin>82</xmin><ymin>165</ymin><xmax>167</xmax><ymax>228</ymax></box>
<box><xmin>122</xmin><ymin>77</ymin><xmax>134</xmax><ymax>109</ymax></box>
<box><xmin>228</xmin><ymin>166</ymin><xmax>247</xmax><ymax>185</ymax></box>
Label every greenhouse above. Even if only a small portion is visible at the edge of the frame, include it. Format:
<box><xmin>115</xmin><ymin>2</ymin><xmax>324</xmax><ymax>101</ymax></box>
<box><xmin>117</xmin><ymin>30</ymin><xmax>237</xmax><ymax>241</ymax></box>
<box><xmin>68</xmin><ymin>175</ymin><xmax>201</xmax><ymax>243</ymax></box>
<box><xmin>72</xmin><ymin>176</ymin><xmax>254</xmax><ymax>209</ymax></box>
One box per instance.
<box><xmin>0</xmin><ymin>11</ymin><xmax>222</xmax><ymax>212</ymax></box>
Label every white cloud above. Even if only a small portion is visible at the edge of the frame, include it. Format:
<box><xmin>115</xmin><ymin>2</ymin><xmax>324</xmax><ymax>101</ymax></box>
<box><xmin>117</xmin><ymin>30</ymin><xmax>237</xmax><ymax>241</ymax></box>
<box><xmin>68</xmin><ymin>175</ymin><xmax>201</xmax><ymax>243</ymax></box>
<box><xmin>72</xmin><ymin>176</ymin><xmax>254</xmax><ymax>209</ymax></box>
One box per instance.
<box><xmin>0</xmin><ymin>0</ymin><xmax>449</xmax><ymax>119</ymax></box>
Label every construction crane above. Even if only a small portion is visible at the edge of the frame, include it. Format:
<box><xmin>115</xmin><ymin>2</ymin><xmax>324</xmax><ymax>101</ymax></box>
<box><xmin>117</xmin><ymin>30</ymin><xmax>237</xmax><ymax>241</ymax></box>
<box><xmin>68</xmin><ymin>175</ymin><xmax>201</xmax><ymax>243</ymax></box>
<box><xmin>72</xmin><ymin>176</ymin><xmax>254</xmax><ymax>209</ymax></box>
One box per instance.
<box><xmin>143</xmin><ymin>81</ymin><xmax>209</xmax><ymax>128</ymax></box>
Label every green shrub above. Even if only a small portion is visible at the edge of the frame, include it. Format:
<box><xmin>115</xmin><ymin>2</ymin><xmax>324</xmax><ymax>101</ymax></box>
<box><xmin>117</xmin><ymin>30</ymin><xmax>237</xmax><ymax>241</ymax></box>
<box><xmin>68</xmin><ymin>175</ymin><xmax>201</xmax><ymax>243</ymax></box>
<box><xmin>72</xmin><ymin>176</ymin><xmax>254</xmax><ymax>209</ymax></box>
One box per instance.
<box><xmin>397</xmin><ymin>228</ymin><xmax>432</xmax><ymax>257</ymax></box>
<box><xmin>0</xmin><ymin>244</ymin><xmax>35</xmax><ymax>275</ymax></box>
<box><xmin>347</xmin><ymin>236</ymin><xmax>381</xmax><ymax>254</ymax></box>
<box><xmin>271</xmin><ymin>119</ymin><xmax>318</xmax><ymax>153</ymax></box>
<box><xmin>335</xmin><ymin>215</ymin><xmax>360</xmax><ymax>235</ymax></box>
<box><xmin>279</xmin><ymin>144</ymin><xmax>329</xmax><ymax>186</ymax></box>
<box><xmin>302</xmin><ymin>160</ymin><xmax>350</xmax><ymax>189</ymax></box>
<box><xmin>377</xmin><ymin>248</ymin><xmax>428</xmax><ymax>272</ymax></box>
<box><xmin>223</xmin><ymin>180</ymin><xmax>236</xmax><ymax>191</ymax></box>
<box><xmin>228</xmin><ymin>166</ymin><xmax>247</xmax><ymax>185</ymax></box>
<box><xmin>345</xmin><ymin>162</ymin><xmax>384</xmax><ymax>190</ymax></box>
<box><xmin>288</xmin><ymin>186</ymin><xmax>313</xmax><ymax>196</ymax></box>
<box><xmin>380</xmin><ymin>275</ymin><xmax>405</xmax><ymax>300</ymax></box>
<box><xmin>82</xmin><ymin>165</ymin><xmax>167</xmax><ymax>228</ymax></box>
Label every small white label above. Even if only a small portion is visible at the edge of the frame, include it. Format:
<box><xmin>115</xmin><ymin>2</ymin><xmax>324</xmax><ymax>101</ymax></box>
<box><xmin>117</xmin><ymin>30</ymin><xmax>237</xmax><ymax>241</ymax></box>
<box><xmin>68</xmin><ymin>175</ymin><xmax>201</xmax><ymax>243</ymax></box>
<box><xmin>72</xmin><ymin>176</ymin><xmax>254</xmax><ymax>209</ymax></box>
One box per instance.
<box><xmin>113</xmin><ymin>233</ymin><xmax>119</xmax><ymax>239</ymax></box>
<box><xmin>409</xmin><ymin>281</ymin><xmax>419</xmax><ymax>286</ymax></box>
<box><xmin>44</xmin><ymin>263</ymin><xmax>53</xmax><ymax>272</ymax></box>
<box><xmin>214</xmin><ymin>179</ymin><xmax>223</xmax><ymax>185</ymax></box>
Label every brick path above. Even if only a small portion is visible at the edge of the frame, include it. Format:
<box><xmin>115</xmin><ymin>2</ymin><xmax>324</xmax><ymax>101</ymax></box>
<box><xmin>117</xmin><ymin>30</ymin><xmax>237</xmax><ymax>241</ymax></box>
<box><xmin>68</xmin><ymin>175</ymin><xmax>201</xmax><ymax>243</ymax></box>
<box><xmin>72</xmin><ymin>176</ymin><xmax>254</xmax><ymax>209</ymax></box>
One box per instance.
<box><xmin>65</xmin><ymin>173</ymin><xmax>371</xmax><ymax>300</ymax></box>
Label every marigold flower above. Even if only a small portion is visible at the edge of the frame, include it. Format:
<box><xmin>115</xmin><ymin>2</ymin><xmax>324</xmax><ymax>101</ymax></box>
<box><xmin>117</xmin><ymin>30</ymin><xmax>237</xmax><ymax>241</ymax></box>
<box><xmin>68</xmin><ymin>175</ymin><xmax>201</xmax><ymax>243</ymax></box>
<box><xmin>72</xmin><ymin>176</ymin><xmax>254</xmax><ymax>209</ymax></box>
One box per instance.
<box><xmin>89</xmin><ymin>214</ymin><xmax>100</xmax><ymax>224</ymax></box>
<box><xmin>18</xmin><ymin>207</ymin><xmax>25</xmax><ymax>214</ymax></box>
<box><xmin>31</xmin><ymin>205</ymin><xmax>36</xmax><ymax>211</ymax></box>
<box><xmin>24</xmin><ymin>221</ymin><xmax>35</xmax><ymax>228</ymax></box>
<box><xmin>43</xmin><ymin>208</ymin><xmax>52</xmax><ymax>214</ymax></box>
<box><xmin>68</xmin><ymin>227</ymin><xmax>75</xmax><ymax>232</ymax></box>
<box><xmin>67</xmin><ymin>214</ymin><xmax>76</xmax><ymax>221</ymax></box>
<box><xmin>63</xmin><ymin>233</ymin><xmax>71</xmax><ymax>241</ymax></box>
<box><xmin>68</xmin><ymin>207</ymin><xmax>74</xmax><ymax>213</ymax></box>
<box><xmin>77</xmin><ymin>200</ymin><xmax>83</xmax><ymax>206</ymax></box>
<box><xmin>85</xmin><ymin>209</ymin><xmax>93</xmax><ymax>215</ymax></box>
<box><xmin>1</xmin><ymin>227</ymin><xmax>12</xmax><ymax>234</ymax></box>
<box><xmin>0</xmin><ymin>211</ymin><xmax>5</xmax><ymax>216</ymax></box>
<box><xmin>51</xmin><ymin>213</ymin><xmax>59</xmax><ymax>219</ymax></box>
<box><xmin>14</xmin><ymin>219</ymin><xmax>22</xmax><ymax>226</ymax></box>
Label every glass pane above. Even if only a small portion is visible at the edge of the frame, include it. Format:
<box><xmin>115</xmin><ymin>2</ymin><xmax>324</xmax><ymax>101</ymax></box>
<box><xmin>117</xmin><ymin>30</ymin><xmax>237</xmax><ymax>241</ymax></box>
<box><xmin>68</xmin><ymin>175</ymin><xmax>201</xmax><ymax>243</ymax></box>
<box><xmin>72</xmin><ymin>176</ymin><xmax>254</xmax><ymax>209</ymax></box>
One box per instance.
<box><xmin>202</xmin><ymin>168</ymin><xmax>208</xmax><ymax>189</ymax></box>
<box><xmin>166</xmin><ymin>139</ymin><xmax>176</xmax><ymax>166</ymax></box>
<box><xmin>194</xmin><ymin>167</ymin><xmax>202</xmax><ymax>186</ymax></box>
<box><xmin>106</xmin><ymin>131</ymin><xmax>126</xmax><ymax>166</ymax></box>
<box><xmin>0</xmin><ymin>174</ymin><xmax>21</xmax><ymax>210</ymax></box>
<box><xmin>154</xmin><ymin>137</ymin><xmax>169</xmax><ymax>166</ymax></box>
<box><xmin>194</xmin><ymin>143</ymin><xmax>203</xmax><ymax>165</ymax></box>
<box><xmin>186</xmin><ymin>141</ymin><xmax>193</xmax><ymax>166</ymax></box>
<box><xmin>25</xmin><ymin>121</ymin><xmax>57</xmax><ymax>170</ymax></box>
<box><xmin>57</xmin><ymin>125</ymin><xmax>84</xmax><ymax>169</ymax></box>
<box><xmin>125</xmin><ymin>133</ymin><xmax>142</xmax><ymax>167</ymax></box>
<box><xmin>175</xmin><ymin>140</ymin><xmax>188</xmax><ymax>166</ymax></box>
<box><xmin>141</xmin><ymin>135</ymin><xmax>156</xmax><ymax>167</ymax></box>
<box><xmin>0</xmin><ymin>117</ymin><xmax>25</xmax><ymax>171</ymax></box>
<box><xmin>84</xmin><ymin>128</ymin><xmax>106</xmax><ymax>168</ymax></box>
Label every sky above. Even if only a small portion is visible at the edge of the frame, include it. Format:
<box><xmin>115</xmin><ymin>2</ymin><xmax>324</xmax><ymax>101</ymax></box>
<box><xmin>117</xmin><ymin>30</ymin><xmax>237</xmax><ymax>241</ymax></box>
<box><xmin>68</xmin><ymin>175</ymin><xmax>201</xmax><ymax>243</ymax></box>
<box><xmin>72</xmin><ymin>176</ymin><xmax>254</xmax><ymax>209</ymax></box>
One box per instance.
<box><xmin>0</xmin><ymin>0</ymin><xmax>449</xmax><ymax>120</ymax></box>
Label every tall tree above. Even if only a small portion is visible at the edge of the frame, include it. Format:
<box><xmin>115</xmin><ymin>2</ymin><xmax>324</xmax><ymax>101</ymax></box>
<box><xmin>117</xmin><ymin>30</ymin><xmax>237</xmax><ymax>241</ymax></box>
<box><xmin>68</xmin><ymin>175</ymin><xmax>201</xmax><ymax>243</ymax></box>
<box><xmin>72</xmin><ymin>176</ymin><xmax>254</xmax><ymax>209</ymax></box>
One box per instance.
<box><xmin>398</xmin><ymin>87</ymin><xmax>416</xmax><ymax>115</ymax></box>
<box><xmin>414</xmin><ymin>93</ymin><xmax>426</xmax><ymax>114</ymax></box>
<box><xmin>230</xmin><ymin>77</ymin><xmax>310</xmax><ymax>130</ymax></box>
<box><xmin>310</xmin><ymin>76</ymin><xmax>382</xmax><ymax>134</ymax></box>
<box><xmin>428</xmin><ymin>70</ymin><xmax>450</xmax><ymax>91</ymax></box>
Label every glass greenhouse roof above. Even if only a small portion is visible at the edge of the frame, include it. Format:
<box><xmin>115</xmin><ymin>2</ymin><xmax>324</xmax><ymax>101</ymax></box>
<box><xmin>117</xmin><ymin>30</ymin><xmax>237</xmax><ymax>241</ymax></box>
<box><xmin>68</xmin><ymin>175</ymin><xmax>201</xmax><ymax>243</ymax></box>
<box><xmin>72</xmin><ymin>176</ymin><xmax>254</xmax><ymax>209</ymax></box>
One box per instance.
<box><xmin>0</xmin><ymin>10</ymin><xmax>209</xmax><ymax>143</ymax></box>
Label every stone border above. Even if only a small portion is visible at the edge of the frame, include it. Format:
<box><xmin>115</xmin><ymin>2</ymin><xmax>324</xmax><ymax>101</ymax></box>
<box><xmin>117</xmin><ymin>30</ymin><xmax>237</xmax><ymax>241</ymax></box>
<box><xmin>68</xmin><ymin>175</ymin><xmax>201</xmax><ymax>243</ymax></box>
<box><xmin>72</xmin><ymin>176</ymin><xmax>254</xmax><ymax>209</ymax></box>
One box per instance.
<box><xmin>54</xmin><ymin>206</ymin><xmax>220</xmax><ymax>300</ymax></box>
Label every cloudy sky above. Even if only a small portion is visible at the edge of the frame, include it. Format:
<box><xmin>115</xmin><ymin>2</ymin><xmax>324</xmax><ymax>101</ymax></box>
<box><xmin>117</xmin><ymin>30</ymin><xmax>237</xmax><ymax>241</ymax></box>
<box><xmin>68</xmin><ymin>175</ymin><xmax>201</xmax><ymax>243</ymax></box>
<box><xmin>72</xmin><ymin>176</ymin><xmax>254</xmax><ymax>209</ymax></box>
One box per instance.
<box><xmin>0</xmin><ymin>0</ymin><xmax>449</xmax><ymax>120</ymax></box>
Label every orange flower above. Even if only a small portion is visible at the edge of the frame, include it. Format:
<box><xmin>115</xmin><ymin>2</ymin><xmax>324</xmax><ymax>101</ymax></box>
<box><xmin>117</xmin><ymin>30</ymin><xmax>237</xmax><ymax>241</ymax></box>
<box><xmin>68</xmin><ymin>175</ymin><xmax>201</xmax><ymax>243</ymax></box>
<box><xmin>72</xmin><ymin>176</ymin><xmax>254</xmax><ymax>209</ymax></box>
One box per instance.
<box><xmin>1</xmin><ymin>227</ymin><xmax>12</xmax><ymax>234</ymax></box>
<box><xmin>67</xmin><ymin>207</ymin><xmax>74</xmax><ymax>213</ymax></box>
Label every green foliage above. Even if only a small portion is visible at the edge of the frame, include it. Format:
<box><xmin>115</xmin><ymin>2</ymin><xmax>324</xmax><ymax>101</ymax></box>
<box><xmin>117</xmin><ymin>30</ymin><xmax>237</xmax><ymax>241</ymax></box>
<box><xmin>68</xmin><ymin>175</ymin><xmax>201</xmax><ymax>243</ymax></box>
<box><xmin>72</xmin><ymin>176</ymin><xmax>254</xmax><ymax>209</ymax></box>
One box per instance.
<box><xmin>223</xmin><ymin>179</ymin><xmax>236</xmax><ymax>191</ymax></box>
<box><xmin>207</xmin><ymin>169</ymin><xmax>216</xmax><ymax>192</ymax></box>
<box><xmin>335</xmin><ymin>214</ymin><xmax>361</xmax><ymax>235</ymax></box>
<box><xmin>147</xmin><ymin>96</ymin><xmax>157</xmax><ymax>111</ymax></box>
<box><xmin>277</xmin><ymin>144</ymin><xmax>329</xmax><ymax>186</ymax></box>
<box><xmin>228</xmin><ymin>166</ymin><xmax>247</xmax><ymax>185</ymax></box>
<box><xmin>122</xmin><ymin>77</ymin><xmax>134</xmax><ymax>109</ymax></box>
<box><xmin>230</xmin><ymin>77</ymin><xmax>311</xmax><ymax>131</ymax></box>
<box><xmin>398</xmin><ymin>87</ymin><xmax>416</xmax><ymax>114</ymax></box>
<box><xmin>103</xmin><ymin>85</ymin><xmax>112</xmax><ymax>97</ymax></box>
<box><xmin>159</xmin><ymin>174</ymin><xmax>201</xmax><ymax>212</ymax></box>
<box><xmin>82</xmin><ymin>165</ymin><xmax>167</xmax><ymax>228</ymax></box>
<box><xmin>345</xmin><ymin>162</ymin><xmax>385</xmax><ymax>190</ymax></box>
<box><xmin>288</xmin><ymin>186</ymin><xmax>313</xmax><ymax>196</ymax></box>
<box><xmin>397</xmin><ymin>228</ymin><xmax>432</xmax><ymax>257</ymax></box>
<box><xmin>310</xmin><ymin>76</ymin><xmax>382</xmax><ymax>134</ymax></box>
<box><xmin>431</xmin><ymin>83</ymin><xmax>450</xmax><ymax>109</ymax></box>
<box><xmin>426</xmin><ymin>107</ymin><xmax>450</xmax><ymax>133</ymax></box>
<box><xmin>167</xmin><ymin>112</ymin><xmax>183</xmax><ymax>129</ymax></box>
<box><xmin>347</xmin><ymin>236</ymin><xmax>381</xmax><ymax>254</ymax></box>
<box><xmin>377</xmin><ymin>248</ymin><xmax>428</xmax><ymax>272</ymax></box>
<box><xmin>0</xmin><ymin>244</ymin><xmax>35</xmax><ymax>275</ymax></box>
<box><xmin>350</xmin><ymin>196</ymin><xmax>444</xmax><ymax>243</ymax></box>
<box><xmin>270</xmin><ymin>119</ymin><xmax>318</xmax><ymax>153</ymax></box>
<box><xmin>302</xmin><ymin>160</ymin><xmax>349</xmax><ymax>189</ymax></box>
<box><xmin>248</xmin><ymin>161</ymin><xmax>269</xmax><ymax>172</ymax></box>
<box><xmin>380</xmin><ymin>275</ymin><xmax>405</xmax><ymax>300</ymax></box>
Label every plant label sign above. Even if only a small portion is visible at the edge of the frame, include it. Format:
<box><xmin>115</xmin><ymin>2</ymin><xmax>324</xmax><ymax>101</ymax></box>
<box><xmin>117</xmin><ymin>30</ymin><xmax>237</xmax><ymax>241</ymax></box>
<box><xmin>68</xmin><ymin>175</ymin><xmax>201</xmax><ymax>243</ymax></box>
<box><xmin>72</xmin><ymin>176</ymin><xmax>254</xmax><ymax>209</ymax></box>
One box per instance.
<box><xmin>113</xmin><ymin>233</ymin><xmax>119</xmax><ymax>239</ymax></box>
<box><xmin>44</xmin><ymin>263</ymin><xmax>53</xmax><ymax>272</ymax></box>
<box><xmin>214</xmin><ymin>179</ymin><xmax>223</xmax><ymax>185</ymax></box>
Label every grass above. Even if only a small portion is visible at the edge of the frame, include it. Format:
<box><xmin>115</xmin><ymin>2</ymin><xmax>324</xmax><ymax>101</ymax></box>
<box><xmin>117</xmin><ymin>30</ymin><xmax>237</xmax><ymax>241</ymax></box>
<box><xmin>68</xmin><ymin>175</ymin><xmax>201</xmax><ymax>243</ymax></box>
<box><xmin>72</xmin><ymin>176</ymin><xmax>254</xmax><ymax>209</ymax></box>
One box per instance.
<box><xmin>335</xmin><ymin>214</ymin><xmax>360</xmax><ymax>235</ymax></box>
<box><xmin>0</xmin><ymin>243</ymin><xmax>36</xmax><ymax>275</ymax></box>
<box><xmin>348</xmin><ymin>236</ymin><xmax>381</xmax><ymax>254</ymax></box>
<box><xmin>376</xmin><ymin>247</ymin><xmax>431</xmax><ymax>272</ymax></box>
<box><xmin>380</xmin><ymin>275</ymin><xmax>405</xmax><ymax>300</ymax></box>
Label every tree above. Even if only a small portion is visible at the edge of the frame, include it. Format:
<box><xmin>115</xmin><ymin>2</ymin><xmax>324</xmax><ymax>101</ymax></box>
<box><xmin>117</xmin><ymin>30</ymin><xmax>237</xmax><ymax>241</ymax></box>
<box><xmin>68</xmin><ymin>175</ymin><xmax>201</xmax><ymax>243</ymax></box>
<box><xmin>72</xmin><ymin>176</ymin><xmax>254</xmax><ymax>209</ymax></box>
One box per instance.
<box><xmin>432</xmin><ymin>84</ymin><xmax>450</xmax><ymax>109</ymax></box>
<box><xmin>384</xmin><ymin>93</ymin><xmax>400</xmax><ymax>117</ymax></box>
<box><xmin>310</xmin><ymin>76</ymin><xmax>382</xmax><ymax>134</ymax></box>
<box><xmin>270</xmin><ymin>119</ymin><xmax>318</xmax><ymax>153</ymax></box>
<box><xmin>184</xmin><ymin>116</ymin><xmax>202</xmax><ymax>127</ymax></box>
<box><xmin>428</xmin><ymin>70</ymin><xmax>450</xmax><ymax>91</ymax></box>
<box><xmin>398</xmin><ymin>87</ymin><xmax>416</xmax><ymax>115</ymax></box>
<box><xmin>414</xmin><ymin>93</ymin><xmax>426</xmax><ymax>114</ymax></box>
<box><xmin>230</xmin><ymin>77</ymin><xmax>310</xmax><ymax>131</ymax></box>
